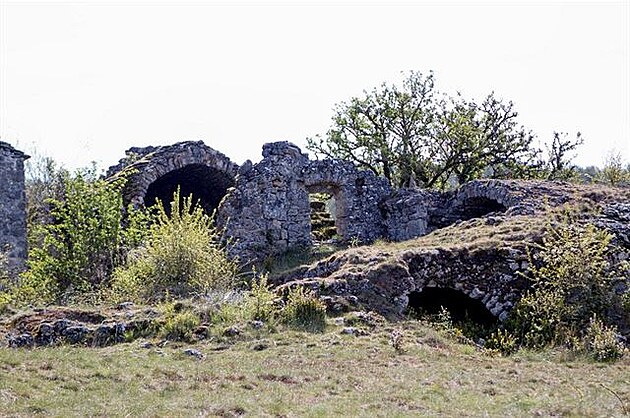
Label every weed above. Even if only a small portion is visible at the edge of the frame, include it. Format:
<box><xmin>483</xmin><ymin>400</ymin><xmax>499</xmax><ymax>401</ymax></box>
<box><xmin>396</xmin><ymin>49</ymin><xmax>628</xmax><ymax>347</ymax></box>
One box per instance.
<box><xmin>485</xmin><ymin>328</ymin><xmax>518</xmax><ymax>356</ymax></box>
<box><xmin>282</xmin><ymin>287</ymin><xmax>327</xmax><ymax>333</ymax></box>
<box><xmin>244</xmin><ymin>274</ymin><xmax>278</xmax><ymax>323</ymax></box>
<box><xmin>583</xmin><ymin>316</ymin><xmax>625</xmax><ymax>362</ymax></box>
<box><xmin>389</xmin><ymin>328</ymin><xmax>405</xmax><ymax>353</ymax></box>
<box><xmin>160</xmin><ymin>301</ymin><xmax>201</xmax><ymax>342</ymax></box>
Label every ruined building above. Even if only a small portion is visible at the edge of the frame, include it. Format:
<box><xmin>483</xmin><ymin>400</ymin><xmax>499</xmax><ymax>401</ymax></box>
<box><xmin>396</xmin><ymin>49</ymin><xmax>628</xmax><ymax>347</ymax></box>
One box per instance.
<box><xmin>108</xmin><ymin>140</ymin><xmax>554</xmax><ymax>265</ymax></box>
<box><xmin>0</xmin><ymin>142</ymin><xmax>29</xmax><ymax>274</ymax></box>
<box><xmin>2</xmin><ymin>140</ymin><xmax>628</xmax><ymax>322</ymax></box>
<box><xmin>107</xmin><ymin>140</ymin><xmax>630</xmax><ymax>321</ymax></box>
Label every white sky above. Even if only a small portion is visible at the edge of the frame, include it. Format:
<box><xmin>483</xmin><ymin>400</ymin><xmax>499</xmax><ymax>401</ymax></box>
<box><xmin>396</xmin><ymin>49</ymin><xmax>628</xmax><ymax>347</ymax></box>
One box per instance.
<box><xmin>1</xmin><ymin>1</ymin><xmax>628</xmax><ymax>171</ymax></box>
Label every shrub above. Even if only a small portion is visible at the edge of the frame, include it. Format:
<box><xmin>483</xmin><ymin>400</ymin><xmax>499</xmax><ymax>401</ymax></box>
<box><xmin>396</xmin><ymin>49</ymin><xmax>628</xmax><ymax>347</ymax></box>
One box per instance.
<box><xmin>282</xmin><ymin>287</ymin><xmax>327</xmax><ymax>332</ymax></box>
<box><xmin>244</xmin><ymin>274</ymin><xmax>278</xmax><ymax>323</ymax></box>
<box><xmin>584</xmin><ymin>316</ymin><xmax>625</xmax><ymax>362</ymax></box>
<box><xmin>111</xmin><ymin>189</ymin><xmax>238</xmax><ymax>301</ymax></box>
<box><xmin>160</xmin><ymin>301</ymin><xmax>201</xmax><ymax>342</ymax></box>
<box><xmin>507</xmin><ymin>215</ymin><xmax>628</xmax><ymax>352</ymax></box>
<box><xmin>24</xmin><ymin>155</ymin><xmax>67</xmax><ymax>249</ymax></box>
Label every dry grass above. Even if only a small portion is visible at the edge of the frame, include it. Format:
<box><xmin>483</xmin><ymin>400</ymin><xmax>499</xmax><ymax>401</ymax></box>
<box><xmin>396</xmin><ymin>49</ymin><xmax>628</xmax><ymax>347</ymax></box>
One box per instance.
<box><xmin>1</xmin><ymin>320</ymin><xmax>628</xmax><ymax>417</ymax></box>
<box><xmin>384</xmin><ymin>215</ymin><xmax>547</xmax><ymax>253</ymax></box>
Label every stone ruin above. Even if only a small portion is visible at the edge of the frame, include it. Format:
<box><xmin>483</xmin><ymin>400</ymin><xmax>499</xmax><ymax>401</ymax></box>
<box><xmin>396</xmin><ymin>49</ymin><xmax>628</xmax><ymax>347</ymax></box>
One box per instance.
<box><xmin>105</xmin><ymin>140</ymin><xmax>630</xmax><ymax>322</ymax></box>
<box><xmin>0</xmin><ymin>142</ymin><xmax>29</xmax><ymax>274</ymax></box>
<box><xmin>108</xmin><ymin>140</ymin><xmax>569</xmax><ymax>265</ymax></box>
<box><xmin>2</xmin><ymin>140</ymin><xmax>629</xmax><ymax>323</ymax></box>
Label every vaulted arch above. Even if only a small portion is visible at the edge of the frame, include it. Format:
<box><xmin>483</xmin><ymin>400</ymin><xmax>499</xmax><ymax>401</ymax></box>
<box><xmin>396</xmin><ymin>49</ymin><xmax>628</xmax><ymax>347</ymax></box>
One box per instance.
<box><xmin>108</xmin><ymin>141</ymin><xmax>239</xmax><ymax>215</ymax></box>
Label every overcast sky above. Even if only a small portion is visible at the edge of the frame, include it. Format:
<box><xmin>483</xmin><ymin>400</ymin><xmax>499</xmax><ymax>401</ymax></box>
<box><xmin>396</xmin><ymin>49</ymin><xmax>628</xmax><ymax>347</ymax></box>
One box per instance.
<box><xmin>1</xmin><ymin>1</ymin><xmax>628</xmax><ymax>171</ymax></box>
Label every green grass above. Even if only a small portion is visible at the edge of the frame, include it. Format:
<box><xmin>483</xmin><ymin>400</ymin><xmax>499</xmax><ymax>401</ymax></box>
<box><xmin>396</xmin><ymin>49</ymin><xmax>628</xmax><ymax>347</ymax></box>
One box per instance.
<box><xmin>264</xmin><ymin>244</ymin><xmax>342</xmax><ymax>277</ymax></box>
<box><xmin>1</xmin><ymin>320</ymin><xmax>628</xmax><ymax>417</ymax></box>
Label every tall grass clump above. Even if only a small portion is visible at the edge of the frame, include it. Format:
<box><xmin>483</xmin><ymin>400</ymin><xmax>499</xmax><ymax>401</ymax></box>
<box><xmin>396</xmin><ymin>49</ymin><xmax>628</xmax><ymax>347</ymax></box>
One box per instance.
<box><xmin>282</xmin><ymin>287</ymin><xmax>327</xmax><ymax>332</ymax></box>
<box><xmin>111</xmin><ymin>189</ymin><xmax>238</xmax><ymax>301</ymax></box>
<box><xmin>245</xmin><ymin>274</ymin><xmax>278</xmax><ymax>323</ymax></box>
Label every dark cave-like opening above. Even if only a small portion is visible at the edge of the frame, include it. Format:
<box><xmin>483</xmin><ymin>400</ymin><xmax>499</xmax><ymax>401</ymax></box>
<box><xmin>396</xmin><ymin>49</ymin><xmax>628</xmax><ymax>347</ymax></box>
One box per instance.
<box><xmin>406</xmin><ymin>287</ymin><xmax>498</xmax><ymax>328</ymax></box>
<box><xmin>457</xmin><ymin>197</ymin><xmax>507</xmax><ymax>221</ymax></box>
<box><xmin>144</xmin><ymin>164</ymin><xmax>234</xmax><ymax>216</ymax></box>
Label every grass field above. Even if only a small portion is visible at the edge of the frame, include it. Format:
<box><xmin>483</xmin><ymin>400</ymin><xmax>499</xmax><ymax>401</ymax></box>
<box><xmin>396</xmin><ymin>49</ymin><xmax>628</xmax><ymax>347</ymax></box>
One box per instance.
<box><xmin>1</xmin><ymin>320</ymin><xmax>628</xmax><ymax>417</ymax></box>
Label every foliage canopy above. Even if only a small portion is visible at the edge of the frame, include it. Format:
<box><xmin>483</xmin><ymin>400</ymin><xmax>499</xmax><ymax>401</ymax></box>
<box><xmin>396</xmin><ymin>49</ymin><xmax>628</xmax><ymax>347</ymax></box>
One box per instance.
<box><xmin>308</xmin><ymin>71</ymin><xmax>583</xmax><ymax>189</ymax></box>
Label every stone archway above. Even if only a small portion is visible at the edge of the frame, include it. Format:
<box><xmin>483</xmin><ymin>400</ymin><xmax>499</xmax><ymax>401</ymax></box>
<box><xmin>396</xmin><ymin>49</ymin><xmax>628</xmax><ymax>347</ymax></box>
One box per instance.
<box><xmin>144</xmin><ymin>164</ymin><xmax>234</xmax><ymax>216</ymax></box>
<box><xmin>406</xmin><ymin>287</ymin><xmax>498</xmax><ymax>327</ymax></box>
<box><xmin>107</xmin><ymin>141</ymin><xmax>240</xmax><ymax>215</ymax></box>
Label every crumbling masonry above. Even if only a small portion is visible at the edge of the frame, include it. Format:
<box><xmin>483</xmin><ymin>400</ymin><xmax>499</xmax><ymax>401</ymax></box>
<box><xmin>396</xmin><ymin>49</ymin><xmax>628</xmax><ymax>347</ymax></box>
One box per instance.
<box><xmin>0</xmin><ymin>142</ymin><xmax>29</xmax><ymax>274</ymax></box>
<box><xmin>108</xmin><ymin>140</ymin><xmax>550</xmax><ymax>265</ymax></box>
<box><xmin>3</xmin><ymin>140</ymin><xmax>628</xmax><ymax>322</ymax></box>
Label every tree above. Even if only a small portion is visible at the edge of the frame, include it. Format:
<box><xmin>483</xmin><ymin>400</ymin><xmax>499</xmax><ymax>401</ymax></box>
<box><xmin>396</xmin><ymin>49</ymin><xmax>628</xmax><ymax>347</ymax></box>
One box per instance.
<box><xmin>540</xmin><ymin>131</ymin><xmax>584</xmax><ymax>181</ymax></box>
<box><xmin>597</xmin><ymin>150</ymin><xmax>630</xmax><ymax>187</ymax></box>
<box><xmin>19</xmin><ymin>168</ymin><xmax>128</xmax><ymax>303</ymax></box>
<box><xmin>307</xmin><ymin>71</ymin><xmax>539</xmax><ymax>189</ymax></box>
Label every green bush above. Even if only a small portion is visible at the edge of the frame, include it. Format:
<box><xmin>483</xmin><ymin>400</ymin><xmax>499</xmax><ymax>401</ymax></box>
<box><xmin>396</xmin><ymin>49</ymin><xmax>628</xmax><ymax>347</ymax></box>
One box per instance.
<box><xmin>282</xmin><ymin>287</ymin><xmax>327</xmax><ymax>333</ymax></box>
<box><xmin>506</xmin><ymin>216</ymin><xmax>628</xmax><ymax>354</ymax></box>
<box><xmin>111</xmin><ymin>189</ymin><xmax>238</xmax><ymax>301</ymax></box>
<box><xmin>12</xmin><ymin>168</ymin><xmax>127</xmax><ymax>305</ymax></box>
<box><xmin>583</xmin><ymin>316</ymin><xmax>625</xmax><ymax>362</ymax></box>
<box><xmin>160</xmin><ymin>301</ymin><xmax>201</xmax><ymax>342</ymax></box>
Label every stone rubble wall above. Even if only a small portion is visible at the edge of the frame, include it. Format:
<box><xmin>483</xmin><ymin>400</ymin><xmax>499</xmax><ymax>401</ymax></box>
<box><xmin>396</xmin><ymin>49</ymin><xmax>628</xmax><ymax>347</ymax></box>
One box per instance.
<box><xmin>107</xmin><ymin>141</ymin><xmax>240</xmax><ymax>208</ymax></box>
<box><xmin>0</xmin><ymin>142</ymin><xmax>29</xmax><ymax>274</ymax></box>
<box><xmin>216</xmin><ymin>142</ymin><xmax>391</xmax><ymax>264</ymax></box>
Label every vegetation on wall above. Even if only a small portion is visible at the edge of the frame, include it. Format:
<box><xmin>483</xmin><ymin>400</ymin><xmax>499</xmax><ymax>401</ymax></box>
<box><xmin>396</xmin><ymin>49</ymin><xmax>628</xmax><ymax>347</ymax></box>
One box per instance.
<box><xmin>495</xmin><ymin>216</ymin><xmax>629</xmax><ymax>360</ymax></box>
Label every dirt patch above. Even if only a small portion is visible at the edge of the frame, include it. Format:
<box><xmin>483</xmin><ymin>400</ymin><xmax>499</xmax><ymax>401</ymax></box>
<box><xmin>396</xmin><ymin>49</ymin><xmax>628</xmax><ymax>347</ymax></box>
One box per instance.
<box><xmin>257</xmin><ymin>374</ymin><xmax>299</xmax><ymax>385</ymax></box>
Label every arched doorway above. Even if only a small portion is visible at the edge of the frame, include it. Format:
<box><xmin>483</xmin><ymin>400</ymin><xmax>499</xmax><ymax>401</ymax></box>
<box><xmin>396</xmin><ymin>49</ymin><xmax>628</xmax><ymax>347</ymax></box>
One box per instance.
<box><xmin>456</xmin><ymin>197</ymin><xmax>507</xmax><ymax>221</ymax></box>
<box><xmin>406</xmin><ymin>287</ymin><xmax>498</xmax><ymax>328</ymax></box>
<box><xmin>144</xmin><ymin>164</ymin><xmax>234</xmax><ymax>216</ymax></box>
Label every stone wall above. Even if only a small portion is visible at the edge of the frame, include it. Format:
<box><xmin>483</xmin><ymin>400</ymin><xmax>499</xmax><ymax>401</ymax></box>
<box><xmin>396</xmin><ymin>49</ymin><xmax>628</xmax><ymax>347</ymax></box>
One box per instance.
<box><xmin>108</xmin><ymin>141</ymin><xmax>239</xmax><ymax>213</ymax></box>
<box><xmin>380</xmin><ymin>189</ymin><xmax>432</xmax><ymax>242</ymax></box>
<box><xmin>108</xmin><ymin>140</ymin><xmax>630</xmax><ymax>268</ymax></box>
<box><xmin>0</xmin><ymin>142</ymin><xmax>29</xmax><ymax>274</ymax></box>
<box><xmin>216</xmin><ymin>142</ymin><xmax>391</xmax><ymax>264</ymax></box>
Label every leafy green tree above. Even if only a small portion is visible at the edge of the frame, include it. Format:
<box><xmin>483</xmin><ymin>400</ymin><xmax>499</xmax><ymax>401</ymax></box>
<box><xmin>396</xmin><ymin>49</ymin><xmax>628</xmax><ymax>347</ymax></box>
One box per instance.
<box><xmin>19</xmin><ymin>168</ymin><xmax>128</xmax><ymax>303</ymax></box>
<box><xmin>307</xmin><ymin>71</ymin><xmax>539</xmax><ymax>189</ymax></box>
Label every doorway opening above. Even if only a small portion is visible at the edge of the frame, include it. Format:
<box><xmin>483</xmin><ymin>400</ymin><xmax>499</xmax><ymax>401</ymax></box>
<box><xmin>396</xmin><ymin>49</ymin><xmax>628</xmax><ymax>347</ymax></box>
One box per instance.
<box><xmin>143</xmin><ymin>164</ymin><xmax>234</xmax><ymax>216</ymax></box>
<box><xmin>309</xmin><ymin>192</ymin><xmax>338</xmax><ymax>242</ymax></box>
